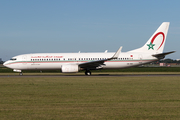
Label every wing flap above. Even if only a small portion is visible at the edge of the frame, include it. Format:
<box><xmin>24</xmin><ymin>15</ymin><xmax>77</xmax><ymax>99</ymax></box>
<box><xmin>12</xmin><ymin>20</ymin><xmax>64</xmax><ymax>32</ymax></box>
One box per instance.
<box><xmin>79</xmin><ymin>59</ymin><xmax>106</xmax><ymax>69</ymax></box>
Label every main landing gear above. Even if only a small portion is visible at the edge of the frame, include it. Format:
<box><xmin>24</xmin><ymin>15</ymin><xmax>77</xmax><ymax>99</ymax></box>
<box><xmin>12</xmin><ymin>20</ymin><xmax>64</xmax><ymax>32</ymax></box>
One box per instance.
<box><xmin>85</xmin><ymin>70</ymin><xmax>91</xmax><ymax>76</ymax></box>
<box><xmin>19</xmin><ymin>72</ymin><xmax>23</xmax><ymax>76</ymax></box>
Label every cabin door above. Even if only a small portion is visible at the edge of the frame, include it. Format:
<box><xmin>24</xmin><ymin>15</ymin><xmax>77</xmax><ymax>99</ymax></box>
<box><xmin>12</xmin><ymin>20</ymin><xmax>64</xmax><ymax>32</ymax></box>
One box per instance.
<box><xmin>22</xmin><ymin>56</ymin><xmax>27</xmax><ymax>65</ymax></box>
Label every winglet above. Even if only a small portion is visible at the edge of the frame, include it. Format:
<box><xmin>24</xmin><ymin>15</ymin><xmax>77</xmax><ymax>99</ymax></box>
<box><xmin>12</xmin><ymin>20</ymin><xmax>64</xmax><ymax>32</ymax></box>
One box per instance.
<box><xmin>112</xmin><ymin>46</ymin><xmax>122</xmax><ymax>59</ymax></box>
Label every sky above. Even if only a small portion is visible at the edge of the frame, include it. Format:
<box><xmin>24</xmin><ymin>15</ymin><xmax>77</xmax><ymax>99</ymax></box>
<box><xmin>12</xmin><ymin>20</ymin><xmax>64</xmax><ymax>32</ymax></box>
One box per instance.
<box><xmin>0</xmin><ymin>0</ymin><xmax>180</xmax><ymax>61</ymax></box>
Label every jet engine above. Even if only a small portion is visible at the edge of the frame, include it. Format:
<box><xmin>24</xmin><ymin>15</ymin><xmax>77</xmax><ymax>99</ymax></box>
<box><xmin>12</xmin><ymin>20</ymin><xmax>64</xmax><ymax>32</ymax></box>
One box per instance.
<box><xmin>61</xmin><ymin>64</ymin><xmax>79</xmax><ymax>73</ymax></box>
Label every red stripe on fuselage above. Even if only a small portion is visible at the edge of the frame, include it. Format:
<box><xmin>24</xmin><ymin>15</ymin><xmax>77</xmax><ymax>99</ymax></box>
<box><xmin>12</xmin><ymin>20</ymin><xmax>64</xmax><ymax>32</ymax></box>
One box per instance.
<box><xmin>5</xmin><ymin>60</ymin><xmax>156</xmax><ymax>66</ymax></box>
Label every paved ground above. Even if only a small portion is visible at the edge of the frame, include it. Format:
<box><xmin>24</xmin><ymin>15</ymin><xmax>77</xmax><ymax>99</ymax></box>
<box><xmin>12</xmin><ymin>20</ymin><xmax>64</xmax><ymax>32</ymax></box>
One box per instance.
<box><xmin>1</xmin><ymin>74</ymin><xmax>180</xmax><ymax>77</ymax></box>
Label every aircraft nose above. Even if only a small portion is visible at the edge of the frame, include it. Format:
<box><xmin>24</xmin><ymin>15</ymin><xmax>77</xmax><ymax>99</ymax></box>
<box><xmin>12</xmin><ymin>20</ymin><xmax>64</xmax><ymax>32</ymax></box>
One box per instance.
<box><xmin>3</xmin><ymin>61</ymin><xmax>14</xmax><ymax>69</ymax></box>
<box><xmin>3</xmin><ymin>61</ymin><xmax>10</xmax><ymax>68</ymax></box>
<box><xmin>3</xmin><ymin>61</ymin><xmax>8</xmax><ymax>67</ymax></box>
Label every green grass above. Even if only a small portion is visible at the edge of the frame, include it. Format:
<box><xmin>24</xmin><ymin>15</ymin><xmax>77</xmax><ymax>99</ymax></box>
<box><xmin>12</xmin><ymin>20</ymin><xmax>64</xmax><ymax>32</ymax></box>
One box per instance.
<box><xmin>0</xmin><ymin>76</ymin><xmax>180</xmax><ymax>119</ymax></box>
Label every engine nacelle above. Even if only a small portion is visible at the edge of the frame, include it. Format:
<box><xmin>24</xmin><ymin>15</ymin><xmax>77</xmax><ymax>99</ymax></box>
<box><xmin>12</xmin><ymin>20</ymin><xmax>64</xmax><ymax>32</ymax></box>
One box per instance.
<box><xmin>13</xmin><ymin>69</ymin><xmax>22</xmax><ymax>72</ymax></box>
<box><xmin>61</xmin><ymin>64</ymin><xmax>79</xmax><ymax>73</ymax></box>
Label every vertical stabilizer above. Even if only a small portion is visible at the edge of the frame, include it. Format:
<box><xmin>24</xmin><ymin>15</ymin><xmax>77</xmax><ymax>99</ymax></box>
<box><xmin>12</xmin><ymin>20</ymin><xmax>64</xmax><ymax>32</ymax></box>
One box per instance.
<box><xmin>129</xmin><ymin>22</ymin><xmax>170</xmax><ymax>53</ymax></box>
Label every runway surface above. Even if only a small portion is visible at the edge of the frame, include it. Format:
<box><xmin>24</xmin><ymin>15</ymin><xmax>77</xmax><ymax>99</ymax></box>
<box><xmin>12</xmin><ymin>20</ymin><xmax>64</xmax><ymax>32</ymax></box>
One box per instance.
<box><xmin>1</xmin><ymin>74</ymin><xmax>180</xmax><ymax>77</ymax></box>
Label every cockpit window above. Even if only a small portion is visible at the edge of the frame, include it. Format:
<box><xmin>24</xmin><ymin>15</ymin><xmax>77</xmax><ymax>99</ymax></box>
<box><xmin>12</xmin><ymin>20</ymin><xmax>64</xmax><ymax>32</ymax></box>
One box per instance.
<box><xmin>10</xmin><ymin>58</ymin><xmax>17</xmax><ymax>61</ymax></box>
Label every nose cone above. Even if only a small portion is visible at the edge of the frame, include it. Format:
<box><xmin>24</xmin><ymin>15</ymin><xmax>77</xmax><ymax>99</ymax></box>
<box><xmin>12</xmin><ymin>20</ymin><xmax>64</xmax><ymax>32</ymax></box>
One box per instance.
<box><xmin>3</xmin><ymin>61</ymin><xmax>7</xmax><ymax>67</ymax></box>
<box><xmin>3</xmin><ymin>60</ymin><xmax>21</xmax><ymax>70</ymax></box>
<box><xmin>3</xmin><ymin>61</ymin><xmax>10</xmax><ymax>68</ymax></box>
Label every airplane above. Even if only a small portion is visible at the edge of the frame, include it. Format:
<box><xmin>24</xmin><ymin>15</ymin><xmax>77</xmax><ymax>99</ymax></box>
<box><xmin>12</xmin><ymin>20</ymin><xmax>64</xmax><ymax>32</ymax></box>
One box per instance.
<box><xmin>3</xmin><ymin>22</ymin><xmax>175</xmax><ymax>75</ymax></box>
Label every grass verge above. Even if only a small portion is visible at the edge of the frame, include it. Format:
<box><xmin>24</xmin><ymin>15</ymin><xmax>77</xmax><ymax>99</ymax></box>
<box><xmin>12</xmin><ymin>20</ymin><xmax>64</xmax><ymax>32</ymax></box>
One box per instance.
<box><xmin>0</xmin><ymin>76</ymin><xmax>180</xmax><ymax>119</ymax></box>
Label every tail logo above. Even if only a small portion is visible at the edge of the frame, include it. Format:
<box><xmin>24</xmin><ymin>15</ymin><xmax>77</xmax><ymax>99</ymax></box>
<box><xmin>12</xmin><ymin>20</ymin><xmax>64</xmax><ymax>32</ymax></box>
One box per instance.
<box><xmin>147</xmin><ymin>32</ymin><xmax>165</xmax><ymax>50</ymax></box>
<box><xmin>147</xmin><ymin>42</ymin><xmax>155</xmax><ymax>50</ymax></box>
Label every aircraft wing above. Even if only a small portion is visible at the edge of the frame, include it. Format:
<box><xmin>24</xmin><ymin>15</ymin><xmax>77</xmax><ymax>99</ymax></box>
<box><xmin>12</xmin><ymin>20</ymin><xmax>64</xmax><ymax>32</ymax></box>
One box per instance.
<box><xmin>79</xmin><ymin>59</ymin><xmax>107</xmax><ymax>69</ymax></box>
<box><xmin>79</xmin><ymin>46</ymin><xmax>122</xmax><ymax>69</ymax></box>
<box><xmin>152</xmin><ymin>51</ymin><xmax>175</xmax><ymax>59</ymax></box>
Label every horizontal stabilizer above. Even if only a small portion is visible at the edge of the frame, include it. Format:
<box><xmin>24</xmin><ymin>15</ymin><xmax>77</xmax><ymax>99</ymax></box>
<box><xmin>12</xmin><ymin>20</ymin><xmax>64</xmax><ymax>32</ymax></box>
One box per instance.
<box><xmin>152</xmin><ymin>51</ymin><xmax>175</xmax><ymax>59</ymax></box>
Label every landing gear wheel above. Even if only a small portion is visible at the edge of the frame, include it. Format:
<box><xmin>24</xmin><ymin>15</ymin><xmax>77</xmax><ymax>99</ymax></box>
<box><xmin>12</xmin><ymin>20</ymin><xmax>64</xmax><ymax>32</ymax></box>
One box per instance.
<box><xmin>19</xmin><ymin>72</ymin><xmax>23</xmax><ymax>76</ymax></box>
<box><xmin>85</xmin><ymin>71</ymin><xmax>91</xmax><ymax>76</ymax></box>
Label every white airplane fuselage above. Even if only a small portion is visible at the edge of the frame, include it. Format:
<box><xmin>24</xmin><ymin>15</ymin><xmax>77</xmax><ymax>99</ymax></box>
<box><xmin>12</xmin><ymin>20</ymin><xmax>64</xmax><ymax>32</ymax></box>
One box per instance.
<box><xmin>4</xmin><ymin>52</ymin><xmax>156</xmax><ymax>71</ymax></box>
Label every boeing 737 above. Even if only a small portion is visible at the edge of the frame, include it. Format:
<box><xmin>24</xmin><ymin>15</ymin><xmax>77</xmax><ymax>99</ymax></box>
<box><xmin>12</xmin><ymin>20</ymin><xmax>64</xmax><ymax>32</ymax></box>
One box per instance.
<box><xmin>3</xmin><ymin>22</ymin><xmax>175</xmax><ymax>75</ymax></box>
